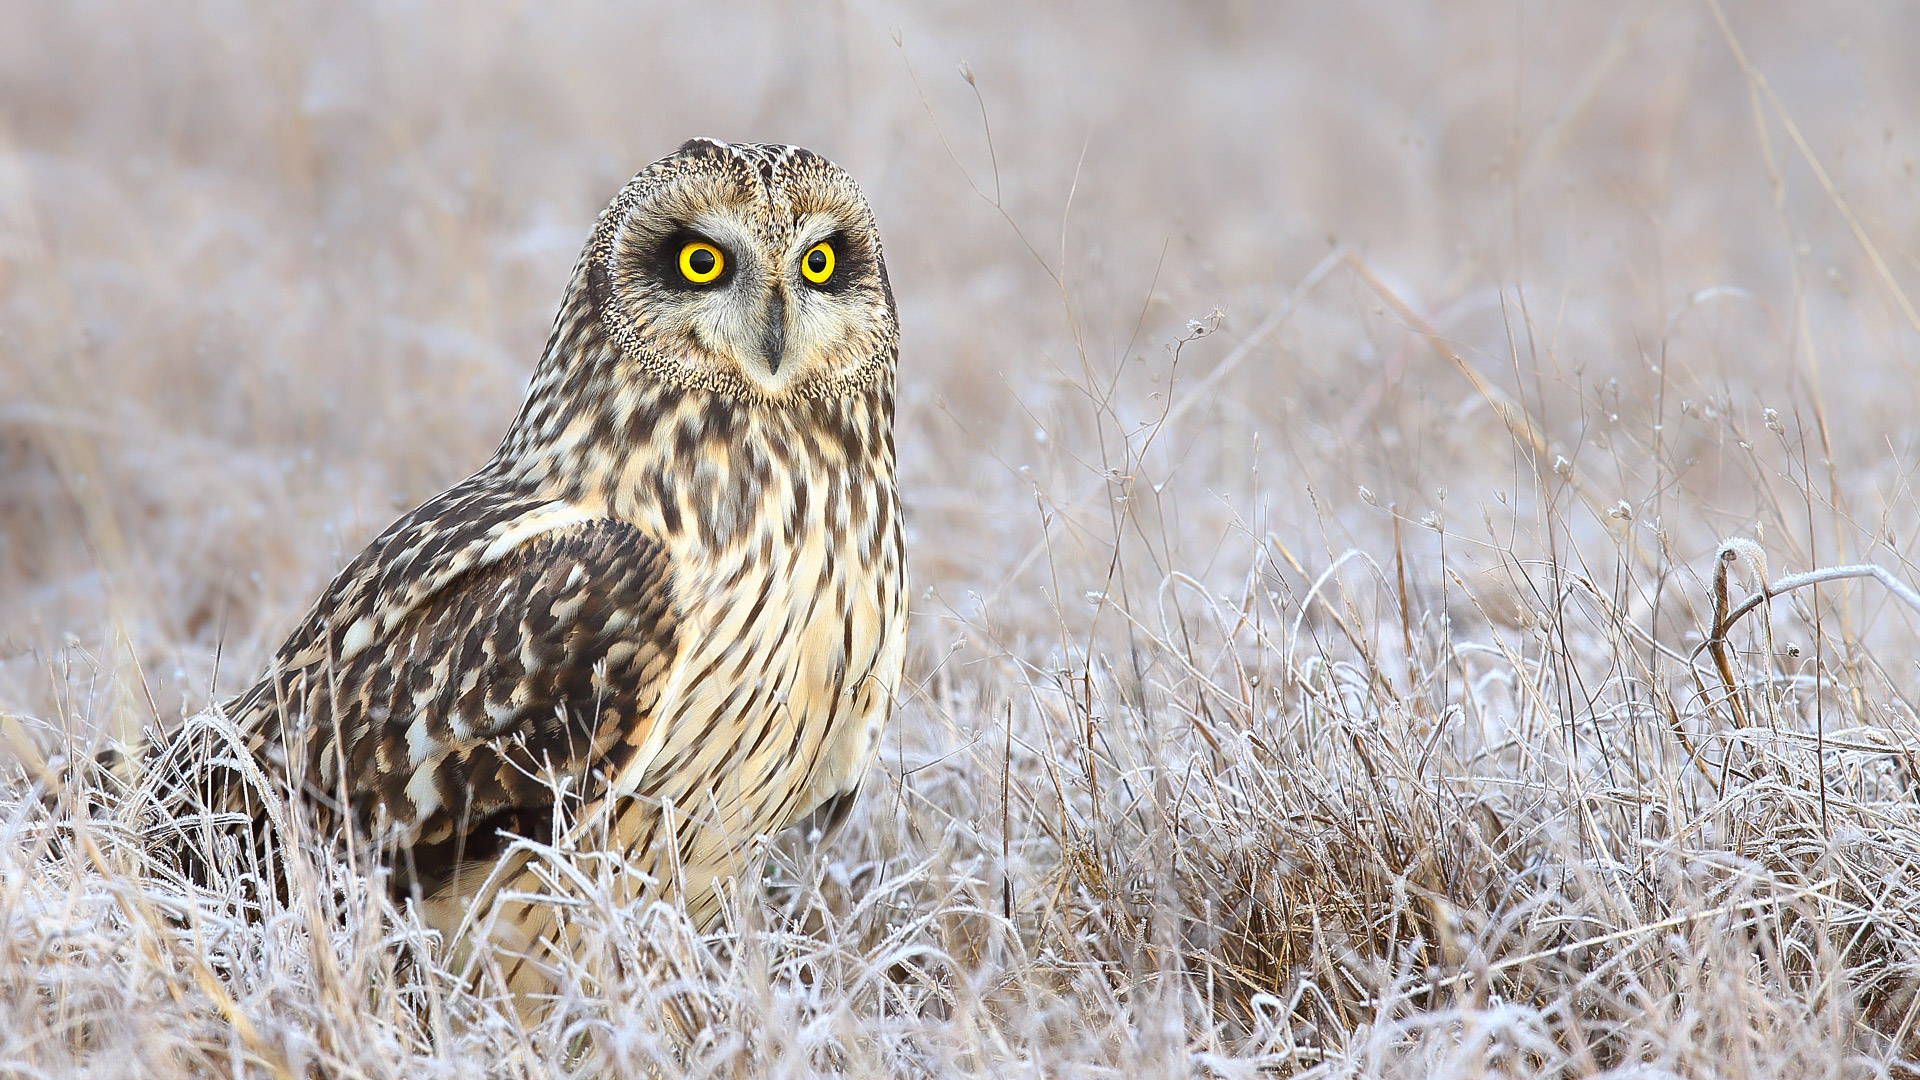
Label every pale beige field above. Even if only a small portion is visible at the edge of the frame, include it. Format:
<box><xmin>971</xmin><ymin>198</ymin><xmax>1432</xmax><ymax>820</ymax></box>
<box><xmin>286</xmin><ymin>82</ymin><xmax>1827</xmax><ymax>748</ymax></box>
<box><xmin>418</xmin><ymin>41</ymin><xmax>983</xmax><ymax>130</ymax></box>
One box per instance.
<box><xmin>5</xmin><ymin>2</ymin><xmax>1920</xmax><ymax>1076</ymax></box>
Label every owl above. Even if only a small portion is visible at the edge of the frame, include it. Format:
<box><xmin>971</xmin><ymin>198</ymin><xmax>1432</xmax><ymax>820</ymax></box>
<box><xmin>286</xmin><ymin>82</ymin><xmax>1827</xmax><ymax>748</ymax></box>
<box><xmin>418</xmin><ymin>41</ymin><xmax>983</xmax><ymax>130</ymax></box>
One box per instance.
<box><xmin>148</xmin><ymin>139</ymin><xmax>908</xmax><ymax>1001</ymax></box>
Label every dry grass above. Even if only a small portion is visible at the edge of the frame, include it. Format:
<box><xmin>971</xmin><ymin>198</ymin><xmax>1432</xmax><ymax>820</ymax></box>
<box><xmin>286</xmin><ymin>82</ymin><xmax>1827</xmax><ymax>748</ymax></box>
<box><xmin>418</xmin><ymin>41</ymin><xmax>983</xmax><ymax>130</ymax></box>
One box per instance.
<box><xmin>5</xmin><ymin>1</ymin><xmax>1920</xmax><ymax>1075</ymax></box>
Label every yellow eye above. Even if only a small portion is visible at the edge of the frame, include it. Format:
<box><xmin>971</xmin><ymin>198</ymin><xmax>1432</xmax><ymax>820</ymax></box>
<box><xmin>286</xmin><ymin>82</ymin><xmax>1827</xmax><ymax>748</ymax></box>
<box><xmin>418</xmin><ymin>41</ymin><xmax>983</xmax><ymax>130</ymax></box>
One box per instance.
<box><xmin>801</xmin><ymin>241</ymin><xmax>835</xmax><ymax>284</ymax></box>
<box><xmin>678</xmin><ymin>241</ymin><xmax>724</xmax><ymax>284</ymax></box>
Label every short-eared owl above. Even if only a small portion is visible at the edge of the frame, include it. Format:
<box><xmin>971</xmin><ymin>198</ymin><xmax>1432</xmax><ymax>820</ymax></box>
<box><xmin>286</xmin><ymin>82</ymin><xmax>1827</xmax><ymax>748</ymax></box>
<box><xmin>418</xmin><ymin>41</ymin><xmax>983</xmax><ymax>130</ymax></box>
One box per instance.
<box><xmin>151</xmin><ymin>139</ymin><xmax>907</xmax><ymax>998</ymax></box>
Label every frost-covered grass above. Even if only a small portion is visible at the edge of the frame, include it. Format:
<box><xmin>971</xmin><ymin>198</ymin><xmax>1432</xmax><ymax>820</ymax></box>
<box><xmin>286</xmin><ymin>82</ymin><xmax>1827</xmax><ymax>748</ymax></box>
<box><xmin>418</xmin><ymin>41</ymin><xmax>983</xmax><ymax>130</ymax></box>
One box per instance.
<box><xmin>4</xmin><ymin>2</ymin><xmax>1920</xmax><ymax>1076</ymax></box>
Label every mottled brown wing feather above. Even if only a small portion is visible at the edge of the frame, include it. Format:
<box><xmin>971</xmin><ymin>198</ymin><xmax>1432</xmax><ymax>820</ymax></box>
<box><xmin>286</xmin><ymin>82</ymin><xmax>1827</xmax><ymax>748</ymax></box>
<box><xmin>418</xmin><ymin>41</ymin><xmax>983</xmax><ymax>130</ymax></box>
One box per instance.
<box><xmin>350</xmin><ymin>519</ymin><xmax>674</xmax><ymax>889</ymax></box>
<box><xmin>165</xmin><ymin>513</ymin><xmax>677</xmax><ymax>900</ymax></box>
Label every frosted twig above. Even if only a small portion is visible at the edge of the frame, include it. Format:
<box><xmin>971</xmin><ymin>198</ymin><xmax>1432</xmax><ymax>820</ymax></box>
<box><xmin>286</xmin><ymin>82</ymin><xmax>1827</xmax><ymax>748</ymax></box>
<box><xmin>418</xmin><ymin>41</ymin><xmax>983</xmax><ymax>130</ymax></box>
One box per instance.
<box><xmin>1703</xmin><ymin>537</ymin><xmax>1920</xmax><ymax>730</ymax></box>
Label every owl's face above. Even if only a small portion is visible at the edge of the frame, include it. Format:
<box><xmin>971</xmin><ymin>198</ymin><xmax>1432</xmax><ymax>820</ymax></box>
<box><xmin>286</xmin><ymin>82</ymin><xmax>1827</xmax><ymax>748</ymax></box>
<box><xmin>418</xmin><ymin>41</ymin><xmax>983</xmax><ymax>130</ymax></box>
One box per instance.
<box><xmin>587</xmin><ymin>140</ymin><xmax>897</xmax><ymax>400</ymax></box>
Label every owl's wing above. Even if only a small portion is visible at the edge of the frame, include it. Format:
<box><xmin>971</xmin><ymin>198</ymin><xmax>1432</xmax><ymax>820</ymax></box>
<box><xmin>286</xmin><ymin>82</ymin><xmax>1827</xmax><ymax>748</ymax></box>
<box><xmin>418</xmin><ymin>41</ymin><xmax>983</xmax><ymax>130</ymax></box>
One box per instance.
<box><xmin>177</xmin><ymin>501</ymin><xmax>678</xmax><ymax>896</ymax></box>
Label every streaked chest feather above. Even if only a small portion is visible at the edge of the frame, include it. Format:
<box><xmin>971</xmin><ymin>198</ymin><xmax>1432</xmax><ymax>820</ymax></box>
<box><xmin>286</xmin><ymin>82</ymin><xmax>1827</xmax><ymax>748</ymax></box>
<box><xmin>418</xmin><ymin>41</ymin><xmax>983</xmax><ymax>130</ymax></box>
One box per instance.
<box><xmin>594</xmin><ymin>393</ymin><xmax>906</xmax><ymax>828</ymax></box>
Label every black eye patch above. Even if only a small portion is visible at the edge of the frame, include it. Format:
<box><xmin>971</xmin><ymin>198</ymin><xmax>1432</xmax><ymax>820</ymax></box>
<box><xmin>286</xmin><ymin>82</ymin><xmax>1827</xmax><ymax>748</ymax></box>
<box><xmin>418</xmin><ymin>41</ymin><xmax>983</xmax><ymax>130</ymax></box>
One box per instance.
<box><xmin>649</xmin><ymin>228</ymin><xmax>735</xmax><ymax>290</ymax></box>
<box><xmin>803</xmin><ymin>230</ymin><xmax>865</xmax><ymax>295</ymax></box>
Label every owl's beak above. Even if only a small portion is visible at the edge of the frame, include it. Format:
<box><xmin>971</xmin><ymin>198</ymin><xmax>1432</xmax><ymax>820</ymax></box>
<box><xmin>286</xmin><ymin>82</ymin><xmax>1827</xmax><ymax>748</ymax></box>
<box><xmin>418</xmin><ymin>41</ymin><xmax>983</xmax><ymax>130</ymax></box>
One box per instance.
<box><xmin>759</xmin><ymin>286</ymin><xmax>786</xmax><ymax>375</ymax></box>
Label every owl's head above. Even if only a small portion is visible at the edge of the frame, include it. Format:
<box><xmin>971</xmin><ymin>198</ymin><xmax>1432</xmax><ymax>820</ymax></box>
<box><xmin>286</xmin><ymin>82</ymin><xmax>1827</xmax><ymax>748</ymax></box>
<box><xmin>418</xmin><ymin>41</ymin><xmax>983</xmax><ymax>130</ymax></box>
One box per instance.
<box><xmin>584</xmin><ymin>139</ymin><xmax>897</xmax><ymax>401</ymax></box>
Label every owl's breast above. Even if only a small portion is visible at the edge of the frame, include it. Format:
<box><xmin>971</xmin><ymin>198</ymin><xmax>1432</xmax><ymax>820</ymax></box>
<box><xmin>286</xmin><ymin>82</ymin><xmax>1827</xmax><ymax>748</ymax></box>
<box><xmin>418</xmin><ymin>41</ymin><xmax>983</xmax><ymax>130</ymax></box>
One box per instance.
<box><xmin>607</xmin><ymin>450</ymin><xmax>905</xmax><ymax>842</ymax></box>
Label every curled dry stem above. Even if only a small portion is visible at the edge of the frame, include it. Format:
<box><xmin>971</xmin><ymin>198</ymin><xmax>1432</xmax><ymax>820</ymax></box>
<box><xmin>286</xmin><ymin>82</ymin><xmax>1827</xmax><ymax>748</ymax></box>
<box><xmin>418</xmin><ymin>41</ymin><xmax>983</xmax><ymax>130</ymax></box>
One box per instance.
<box><xmin>1703</xmin><ymin>537</ymin><xmax>1920</xmax><ymax>730</ymax></box>
<box><xmin>1709</xmin><ymin>539</ymin><xmax>1768</xmax><ymax>729</ymax></box>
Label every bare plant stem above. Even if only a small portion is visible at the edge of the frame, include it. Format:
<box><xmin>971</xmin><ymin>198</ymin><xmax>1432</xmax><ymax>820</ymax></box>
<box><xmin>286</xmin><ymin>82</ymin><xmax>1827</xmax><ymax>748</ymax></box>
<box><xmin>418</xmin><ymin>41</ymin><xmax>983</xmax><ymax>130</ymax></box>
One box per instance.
<box><xmin>1703</xmin><ymin>538</ymin><xmax>1920</xmax><ymax>732</ymax></box>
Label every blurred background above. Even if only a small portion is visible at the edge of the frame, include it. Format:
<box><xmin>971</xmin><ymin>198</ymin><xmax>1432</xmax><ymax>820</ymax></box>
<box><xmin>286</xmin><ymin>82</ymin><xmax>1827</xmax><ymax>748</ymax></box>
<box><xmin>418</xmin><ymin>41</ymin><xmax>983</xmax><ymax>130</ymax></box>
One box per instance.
<box><xmin>3</xmin><ymin>0</ymin><xmax>1918</xmax><ymax>741</ymax></box>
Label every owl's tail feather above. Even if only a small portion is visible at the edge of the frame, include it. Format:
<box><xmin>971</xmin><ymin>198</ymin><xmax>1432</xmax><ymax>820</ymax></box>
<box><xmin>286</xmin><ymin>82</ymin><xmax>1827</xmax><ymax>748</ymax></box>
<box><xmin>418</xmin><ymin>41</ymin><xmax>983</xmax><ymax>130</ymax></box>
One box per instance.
<box><xmin>128</xmin><ymin>701</ymin><xmax>299</xmax><ymax>903</ymax></box>
<box><xmin>14</xmin><ymin>701</ymin><xmax>287</xmax><ymax>925</ymax></box>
